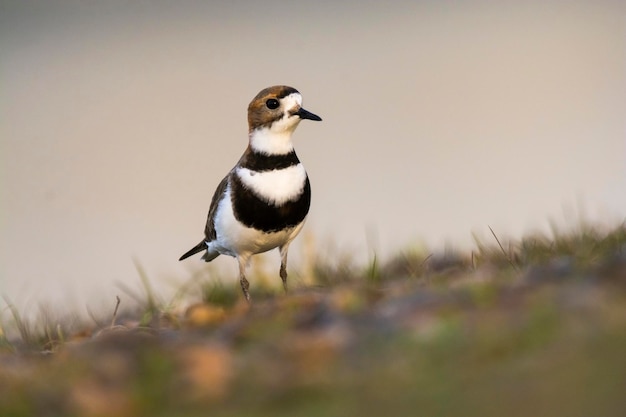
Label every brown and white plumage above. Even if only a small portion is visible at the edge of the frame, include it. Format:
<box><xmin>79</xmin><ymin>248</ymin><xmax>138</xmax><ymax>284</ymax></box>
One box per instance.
<box><xmin>179</xmin><ymin>86</ymin><xmax>321</xmax><ymax>300</ymax></box>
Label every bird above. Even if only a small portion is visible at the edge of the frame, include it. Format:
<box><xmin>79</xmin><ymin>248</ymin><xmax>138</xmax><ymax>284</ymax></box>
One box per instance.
<box><xmin>179</xmin><ymin>85</ymin><xmax>322</xmax><ymax>301</ymax></box>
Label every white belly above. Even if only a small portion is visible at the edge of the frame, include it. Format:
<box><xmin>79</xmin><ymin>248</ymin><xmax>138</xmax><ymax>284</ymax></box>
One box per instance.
<box><xmin>207</xmin><ymin>185</ymin><xmax>305</xmax><ymax>261</ymax></box>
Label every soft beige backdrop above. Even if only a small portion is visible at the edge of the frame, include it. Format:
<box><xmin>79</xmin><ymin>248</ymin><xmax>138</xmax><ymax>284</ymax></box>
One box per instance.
<box><xmin>2</xmin><ymin>0</ymin><xmax>625</xmax><ymax>315</ymax></box>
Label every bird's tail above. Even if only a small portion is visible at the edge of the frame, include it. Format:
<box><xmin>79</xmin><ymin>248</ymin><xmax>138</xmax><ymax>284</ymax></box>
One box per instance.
<box><xmin>179</xmin><ymin>241</ymin><xmax>207</xmax><ymax>261</ymax></box>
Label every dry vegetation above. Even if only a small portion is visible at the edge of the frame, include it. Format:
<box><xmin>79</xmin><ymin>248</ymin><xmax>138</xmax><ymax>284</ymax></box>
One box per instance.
<box><xmin>1</xmin><ymin>223</ymin><xmax>626</xmax><ymax>417</ymax></box>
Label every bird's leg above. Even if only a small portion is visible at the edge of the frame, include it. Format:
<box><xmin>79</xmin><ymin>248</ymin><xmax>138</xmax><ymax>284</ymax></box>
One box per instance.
<box><xmin>279</xmin><ymin>245</ymin><xmax>289</xmax><ymax>292</ymax></box>
<box><xmin>237</xmin><ymin>257</ymin><xmax>251</xmax><ymax>302</ymax></box>
<box><xmin>240</xmin><ymin>275</ymin><xmax>250</xmax><ymax>301</ymax></box>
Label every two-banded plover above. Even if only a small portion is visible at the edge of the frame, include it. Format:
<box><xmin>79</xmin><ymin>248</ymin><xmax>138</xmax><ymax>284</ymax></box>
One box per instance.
<box><xmin>179</xmin><ymin>85</ymin><xmax>321</xmax><ymax>300</ymax></box>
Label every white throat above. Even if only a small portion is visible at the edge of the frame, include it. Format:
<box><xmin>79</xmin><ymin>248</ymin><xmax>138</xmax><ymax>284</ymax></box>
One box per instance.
<box><xmin>249</xmin><ymin>127</ymin><xmax>296</xmax><ymax>155</ymax></box>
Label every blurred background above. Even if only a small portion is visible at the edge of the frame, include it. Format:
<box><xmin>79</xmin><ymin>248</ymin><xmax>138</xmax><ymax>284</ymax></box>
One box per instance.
<box><xmin>1</xmin><ymin>0</ymin><xmax>625</xmax><ymax>315</ymax></box>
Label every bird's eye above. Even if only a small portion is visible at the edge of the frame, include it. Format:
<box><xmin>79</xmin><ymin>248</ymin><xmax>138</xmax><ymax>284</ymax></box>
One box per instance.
<box><xmin>265</xmin><ymin>98</ymin><xmax>280</xmax><ymax>109</ymax></box>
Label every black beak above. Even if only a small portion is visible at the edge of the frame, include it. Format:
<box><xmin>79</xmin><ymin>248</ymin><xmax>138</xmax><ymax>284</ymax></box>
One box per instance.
<box><xmin>296</xmin><ymin>107</ymin><xmax>322</xmax><ymax>121</ymax></box>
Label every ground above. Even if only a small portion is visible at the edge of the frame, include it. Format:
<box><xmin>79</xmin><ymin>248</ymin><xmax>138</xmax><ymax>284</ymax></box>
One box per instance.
<box><xmin>1</xmin><ymin>224</ymin><xmax>625</xmax><ymax>417</ymax></box>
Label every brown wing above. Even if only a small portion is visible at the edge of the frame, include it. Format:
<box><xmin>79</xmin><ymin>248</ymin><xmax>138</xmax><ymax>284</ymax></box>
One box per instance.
<box><xmin>204</xmin><ymin>173</ymin><xmax>230</xmax><ymax>242</ymax></box>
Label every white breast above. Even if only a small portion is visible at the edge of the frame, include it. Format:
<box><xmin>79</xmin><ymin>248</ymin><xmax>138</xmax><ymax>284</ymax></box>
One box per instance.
<box><xmin>235</xmin><ymin>164</ymin><xmax>307</xmax><ymax>205</ymax></box>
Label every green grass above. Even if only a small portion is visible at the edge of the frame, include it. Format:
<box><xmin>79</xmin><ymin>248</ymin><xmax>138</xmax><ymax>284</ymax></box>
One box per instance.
<box><xmin>1</xmin><ymin>222</ymin><xmax>625</xmax><ymax>416</ymax></box>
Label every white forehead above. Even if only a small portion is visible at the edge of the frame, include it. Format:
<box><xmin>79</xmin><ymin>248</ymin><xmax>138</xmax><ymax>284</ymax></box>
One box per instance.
<box><xmin>281</xmin><ymin>92</ymin><xmax>302</xmax><ymax>109</ymax></box>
